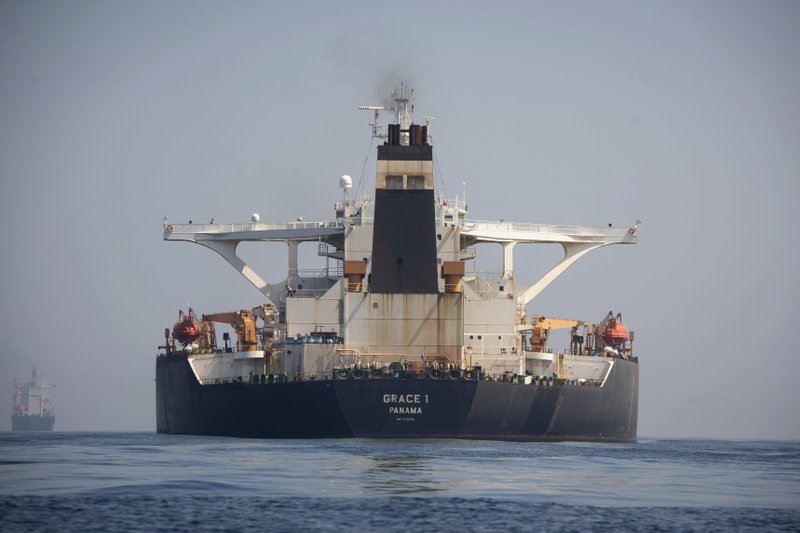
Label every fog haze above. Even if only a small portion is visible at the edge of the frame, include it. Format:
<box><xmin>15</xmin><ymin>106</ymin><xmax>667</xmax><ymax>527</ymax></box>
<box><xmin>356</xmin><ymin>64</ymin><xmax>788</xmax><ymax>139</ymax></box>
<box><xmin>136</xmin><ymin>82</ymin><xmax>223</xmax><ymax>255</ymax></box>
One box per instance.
<box><xmin>1</xmin><ymin>1</ymin><xmax>798</xmax><ymax>438</ymax></box>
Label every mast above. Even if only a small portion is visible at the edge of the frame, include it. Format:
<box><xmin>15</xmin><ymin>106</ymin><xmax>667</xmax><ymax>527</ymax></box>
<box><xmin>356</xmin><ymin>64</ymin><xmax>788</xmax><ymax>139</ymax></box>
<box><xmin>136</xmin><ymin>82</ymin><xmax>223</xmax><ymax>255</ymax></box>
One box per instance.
<box><xmin>392</xmin><ymin>84</ymin><xmax>414</xmax><ymax>143</ymax></box>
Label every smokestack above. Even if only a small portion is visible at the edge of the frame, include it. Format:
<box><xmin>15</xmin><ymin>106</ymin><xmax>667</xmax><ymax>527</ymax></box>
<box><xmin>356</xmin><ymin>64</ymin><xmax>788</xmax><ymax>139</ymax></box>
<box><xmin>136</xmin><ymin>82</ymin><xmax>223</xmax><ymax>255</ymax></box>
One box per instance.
<box><xmin>388</xmin><ymin>124</ymin><xmax>400</xmax><ymax>145</ymax></box>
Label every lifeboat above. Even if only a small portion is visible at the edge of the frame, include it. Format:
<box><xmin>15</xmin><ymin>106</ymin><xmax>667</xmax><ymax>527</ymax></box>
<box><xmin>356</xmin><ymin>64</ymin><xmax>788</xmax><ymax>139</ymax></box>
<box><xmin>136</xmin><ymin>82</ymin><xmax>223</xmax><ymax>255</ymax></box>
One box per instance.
<box><xmin>173</xmin><ymin>309</ymin><xmax>200</xmax><ymax>345</ymax></box>
<box><xmin>600</xmin><ymin>311</ymin><xmax>628</xmax><ymax>347</ymax></box>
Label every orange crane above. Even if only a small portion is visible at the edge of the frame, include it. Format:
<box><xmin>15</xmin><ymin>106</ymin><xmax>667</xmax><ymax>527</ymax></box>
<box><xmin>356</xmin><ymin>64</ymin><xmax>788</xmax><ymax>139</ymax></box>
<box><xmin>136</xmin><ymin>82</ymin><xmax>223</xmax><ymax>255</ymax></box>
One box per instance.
<box><xmin>202</xmin><ymin>310</ymin><xmax>259</xmax><ymax>352</ymax></box>
<box><xmin>530</xmin><ymin>315</ymin><xmax>587</xmax><ymax>353</ymax></box>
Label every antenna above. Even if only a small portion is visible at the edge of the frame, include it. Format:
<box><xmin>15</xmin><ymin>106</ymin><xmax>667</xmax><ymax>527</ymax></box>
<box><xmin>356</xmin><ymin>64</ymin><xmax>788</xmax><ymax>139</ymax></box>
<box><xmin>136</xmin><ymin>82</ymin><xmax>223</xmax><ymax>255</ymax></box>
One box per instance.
<box><xmin>359</xmin><ymin>84</ymin><xmax>419</xmax><ymax>144</ymax></box>
<box><xmin>391</xmin><ymin>83</ymin><xmax>414</xmax><ymax>130</ymax></box>
<box><xmin>421</xmin><ymin>116</ymin><xmax>434</xmax><ymax>143</ymax></box>
<box><xmin>358</xmin><ymin>105</ymin><xmax>394</xmax><ymax>139</ymax></box>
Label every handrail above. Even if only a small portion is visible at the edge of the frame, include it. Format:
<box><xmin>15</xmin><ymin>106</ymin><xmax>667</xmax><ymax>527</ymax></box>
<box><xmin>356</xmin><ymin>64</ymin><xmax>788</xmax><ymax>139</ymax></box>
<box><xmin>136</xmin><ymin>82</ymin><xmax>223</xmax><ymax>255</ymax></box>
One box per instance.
<box><xmin>164</xmin><ymin>209</ymin><xmax>635</xmax><ymax>238</ymax></box>
<box><xmin>165</xmin><ymin>220</ymin><xmax>344</xmax><ymax>234</ymax></box>
<box><xmin>296</xmin><ymin>268</ymin><xmax>338</xmax><ymax>279</ymax></box>
<box><xmin>199</xmin><ymin>368</ymin><xmax>610</xmax><ymax>387</ymax></box>
<box><xmin>461</xmin><ymin>220</ymin><xmax>624</xmax><ymax>234</ymax></box>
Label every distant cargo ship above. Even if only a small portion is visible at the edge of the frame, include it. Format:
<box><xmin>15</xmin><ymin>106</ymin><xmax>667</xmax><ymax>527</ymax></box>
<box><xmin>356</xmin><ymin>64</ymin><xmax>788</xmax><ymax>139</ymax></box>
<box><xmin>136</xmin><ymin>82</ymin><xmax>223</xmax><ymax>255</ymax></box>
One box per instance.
<box><xmin>157</xmin><ymin>85</ymin><xmax>639</xmax><ymax>441</ymax></box>
<box><xmin>12</xmin><ymin>369</ymin><xmax>55</xmax><ymax>432</ymax></box>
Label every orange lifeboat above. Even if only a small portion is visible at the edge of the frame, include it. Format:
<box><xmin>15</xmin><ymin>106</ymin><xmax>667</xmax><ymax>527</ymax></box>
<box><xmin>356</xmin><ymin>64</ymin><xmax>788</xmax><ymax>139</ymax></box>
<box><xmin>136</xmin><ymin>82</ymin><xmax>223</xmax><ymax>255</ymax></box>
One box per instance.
<box><xmin>172</xmin><ymin>309</ymin><xmax>200</xmax><ymax>345</ymax></box>
<box><xmin>601</xmin><ymin>311</ymin><xmax>628</xmax><ymax>347</ymax></box>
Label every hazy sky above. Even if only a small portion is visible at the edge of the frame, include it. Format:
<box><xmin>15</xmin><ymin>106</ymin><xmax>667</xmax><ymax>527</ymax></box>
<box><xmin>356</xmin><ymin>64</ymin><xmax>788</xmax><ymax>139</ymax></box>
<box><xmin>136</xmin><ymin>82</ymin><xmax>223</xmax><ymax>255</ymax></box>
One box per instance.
<box><xmin>1</xmin><ymin>1</ymin><xmax>798</xmax><ymax>438</ymax></box>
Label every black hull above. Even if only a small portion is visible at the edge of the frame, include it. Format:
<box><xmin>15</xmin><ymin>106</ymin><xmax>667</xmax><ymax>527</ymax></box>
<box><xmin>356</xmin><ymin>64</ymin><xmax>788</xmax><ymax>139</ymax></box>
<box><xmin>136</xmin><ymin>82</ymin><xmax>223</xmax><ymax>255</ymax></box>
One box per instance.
<box><xmin>12</xmin><ymin>414</ymin><xmax>55</xmax><ymax>432</ymax></box>
<box><xmin>156</xmin><ymin>355</ymin><xmax>638</xmax><ymax>442</ymax></box>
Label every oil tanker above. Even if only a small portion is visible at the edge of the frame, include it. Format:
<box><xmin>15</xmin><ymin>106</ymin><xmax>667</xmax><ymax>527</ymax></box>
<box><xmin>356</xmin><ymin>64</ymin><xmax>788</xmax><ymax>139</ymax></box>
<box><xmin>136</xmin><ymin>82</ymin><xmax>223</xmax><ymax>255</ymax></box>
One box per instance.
<box><xmin>12</xmin><ymin>369</ymin><xmax>55</xmax><ymax>432</ymax></box>
<box><xmin>157</xmin><ymin>85</ymin><xmax>639</xmax><ymax>441</ymax></box>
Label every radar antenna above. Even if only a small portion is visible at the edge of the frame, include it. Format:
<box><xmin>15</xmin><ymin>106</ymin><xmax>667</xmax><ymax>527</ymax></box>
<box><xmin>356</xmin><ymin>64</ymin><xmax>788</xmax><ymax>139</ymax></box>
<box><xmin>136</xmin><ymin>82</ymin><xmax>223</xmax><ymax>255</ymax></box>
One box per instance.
<box><xmin>358</xmin><ymin>83</ymin><xmax>417</xmax><ymax>141</ymax></box>
<box><xmin>357</xmin><ymin>105</ymin><xmax>394</xmax><ymax>139</ymax></box>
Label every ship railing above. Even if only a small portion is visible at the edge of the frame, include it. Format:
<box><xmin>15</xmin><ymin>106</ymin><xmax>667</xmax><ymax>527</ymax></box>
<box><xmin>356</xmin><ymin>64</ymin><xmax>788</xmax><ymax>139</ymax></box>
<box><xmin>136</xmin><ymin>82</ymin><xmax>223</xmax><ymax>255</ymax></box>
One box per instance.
<box><xmin>463</xmin><ymin>272</ymin><xmax>504</xmax><ymax>298</ymax></box>
<box><xmin>335</xmin><ymin>196</ymin><xmax>468</xmax><ymax>227</ymax></box>
<box><xmin>296</xmin><ymin>268</ymin><xmax>340</xmax><ymax>280</ymax></box>
<box><xmin>317</xmin><ymin>242</ymin><xmax>344</xmax><ymax>270</ymax></box>
<box><xmin>435</xmin><ymin>198</ymin><xmax>468</xmax><ymax>226</ymax></box>
<box><xmin>200</xmin><ymin>369</ymin><xmax>605</xmax><ymax>386</ymax></box>
<box><xmin>334</xmin><ymin>347</ymin><xmax>370</xmax><ymax>368</ymax></box>
<box><xmin>443</xmin><ymin>198</ymin><xmax>468</xmax><ymax>211</ymax></box>
<box><xmin>460</xmin><ymin>247</ymin><xmax>477</xmax><ymax>261</ymax></box>
<box><xmin>461</xmin><ymin>220</ymin><xmax>613</xmax><ymax>234</ymax></box>
<box><xmin>469</xmin><ymin>270</ymin><xmax>504</xmax><ymax>278</ymax></box>
<box><xmin>345</xmin><ymin>195</ymin><xmax>374</xmax><ymax>225</ymax></box>
<box><xmin>187</xmin><ymin>345</ymin><xmax>270</xmax><ymax>355</ymax></box>
<box><xmin>530</xmin><ymin>347</ymin><xmax>636</xmax><ymax>364</ymax></box>
<box><xmin>165</xmin><ymin>220</ymin><xmax>345</xmax><ymax>234</ymax></box>
<box><xmin>289</xmin><ymin>268</ymin><xmax>340</xmax><ymax>296</ymax></box>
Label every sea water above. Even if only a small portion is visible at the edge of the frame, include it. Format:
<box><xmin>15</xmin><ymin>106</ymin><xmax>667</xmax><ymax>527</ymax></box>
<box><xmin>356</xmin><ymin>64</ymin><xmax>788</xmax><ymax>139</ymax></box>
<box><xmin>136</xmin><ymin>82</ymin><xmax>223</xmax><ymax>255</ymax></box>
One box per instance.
<box><xmin>0</xmin><ymin>433</ymin><xmax>798</xmax><ymax>531</ymax></box>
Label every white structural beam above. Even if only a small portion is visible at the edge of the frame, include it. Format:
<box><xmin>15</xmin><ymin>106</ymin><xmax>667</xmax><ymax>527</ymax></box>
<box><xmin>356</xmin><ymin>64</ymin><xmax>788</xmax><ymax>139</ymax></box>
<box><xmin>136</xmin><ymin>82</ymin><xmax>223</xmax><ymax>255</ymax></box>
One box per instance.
<box><xmin>287</xmin><ymin>241</ymin><xmax>298</xmax><ymax>278</ymax></box>
<box><xmin>460</xmin><ymin>221</ymin><xmax>638</xmax><ymax>307</ymax></box>
<box><xmin>196</xmin><ymin>240</ymin><xmax>272</xmax><ymax>301</ymax></box>
<box><xmin>502</xmin><ymin>242</ymin><xmax>516</xmax><ymax>279</ymax></box>
<box><xmin>517</xmin><ymin>242</ymin><xmax>608</xmax><ymax>306</ymax></box>
<box><xmin>163</xmin><ymin>221</ymin><xmax>344</xmax><ymax>243</ymax></box>
<box><xmin>164</xmin><ymin>221</ymin><xmax>345</xmax><ymax>302</ymax></box>
<box><xmin>461</xmin><ymin>221</ymin><xmax>637</xmax><ymax>246</ymax></box>
<box><xmin>163</xmin><ymin>219</ymin><xmax>637</xmax><ymax>306</ymax></box>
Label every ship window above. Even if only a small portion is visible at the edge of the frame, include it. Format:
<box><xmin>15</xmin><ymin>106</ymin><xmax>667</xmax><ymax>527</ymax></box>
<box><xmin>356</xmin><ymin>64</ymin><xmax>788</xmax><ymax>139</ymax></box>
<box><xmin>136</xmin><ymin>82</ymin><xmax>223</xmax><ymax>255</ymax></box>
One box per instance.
<box><xmin>386</xmin><ymin>175</ymin><xmax>403</xmax><ymax>189</ymax></box>
<box><xmin>407</xmin><ymin>175</ymin><xmax>425</xmax><ymax>189</ymax></box>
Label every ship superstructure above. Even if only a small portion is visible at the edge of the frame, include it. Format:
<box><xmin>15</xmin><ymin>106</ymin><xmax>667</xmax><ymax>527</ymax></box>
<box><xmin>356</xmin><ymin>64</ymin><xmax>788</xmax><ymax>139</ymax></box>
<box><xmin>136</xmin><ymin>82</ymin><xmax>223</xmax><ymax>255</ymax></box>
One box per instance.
<box><xmin>11</xmin><ymin>369</ymin><xmax>55</xmax><ymax>432</ymax></box>
<box><xmin>157</xmin><ymin>85</ymin><xmax>639</xmax><ymax>441</ymax></box>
